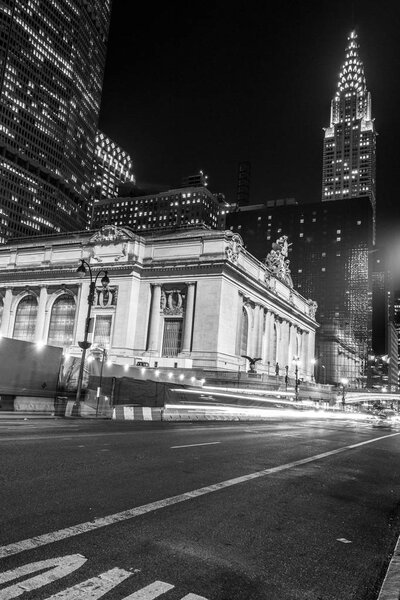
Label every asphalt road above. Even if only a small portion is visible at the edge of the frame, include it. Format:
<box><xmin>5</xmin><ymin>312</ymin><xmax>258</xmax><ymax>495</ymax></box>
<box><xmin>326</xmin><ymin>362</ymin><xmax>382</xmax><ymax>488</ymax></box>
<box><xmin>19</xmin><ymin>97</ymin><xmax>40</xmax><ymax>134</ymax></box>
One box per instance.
<box><xmin>0</xmin><ymin>417</ymin><xmax>400</xmax><ymax>600</ymax></box>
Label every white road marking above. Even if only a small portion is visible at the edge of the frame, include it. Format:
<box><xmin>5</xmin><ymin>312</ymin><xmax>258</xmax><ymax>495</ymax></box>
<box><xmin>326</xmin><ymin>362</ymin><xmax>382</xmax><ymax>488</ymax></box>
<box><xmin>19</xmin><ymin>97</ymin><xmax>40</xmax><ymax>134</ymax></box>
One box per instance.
<box><xmin>122</xmin><ymin>581</ymin><xmax>174</xmax><ymax>599</ymax></box>
<box><xmin>181</xmin><ymin>595</ymin><xmax>209</xmax><ymax>600</ymax></box>
<box><xmin>170</xmin><ymin>442</ymin><xmax>221</xmax><ymax>449</ymax></box>
<box><xmin>0</xmin><ymin>432</ymin><xmax>398</xmax><ymax>559</ymax></box>
<box><xmin>46</xmin><ymin>567</ymin><xmax>132</xmax><ymax>599</ymax></box>
<box><xmin>0</xmin><ymin>554</ymin><xmax>86</xmax><ymax>599</ymax></box>
<box><xmin>337</xmin><ymin>538</ymin><xmax>352</xmax><ymax>544</ymax></box>
<box><xmin>377</xmin><ymin>528</ymin><xmax>400</xmax><ymax>600</ymax></box>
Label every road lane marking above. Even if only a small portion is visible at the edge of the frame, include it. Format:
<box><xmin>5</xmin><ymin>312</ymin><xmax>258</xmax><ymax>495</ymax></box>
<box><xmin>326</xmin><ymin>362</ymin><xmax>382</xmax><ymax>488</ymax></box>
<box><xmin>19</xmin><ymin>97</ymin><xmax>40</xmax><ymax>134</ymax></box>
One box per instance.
<box><xmin>1</xmin><ymin>431</ymin><xmax>399</xmax><ymax>559</ymax></box>
<box><xmin>170</xmin><ymin>442</ymin><xmax>221</xmax><ymax>449</ymax></box>
<box><xmin>46</xmin><ymin>567</ymin><xmax>133</xmax><ymax>599</ymax></box>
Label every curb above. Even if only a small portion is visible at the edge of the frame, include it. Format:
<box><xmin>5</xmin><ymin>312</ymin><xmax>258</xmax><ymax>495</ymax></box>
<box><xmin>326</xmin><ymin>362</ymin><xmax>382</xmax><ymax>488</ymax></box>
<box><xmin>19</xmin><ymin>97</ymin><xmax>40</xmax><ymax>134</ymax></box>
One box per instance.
<box><xmin>377</xmin><ymin>532</ymin><xmax>400</xmax><ymax>600</ymax></box>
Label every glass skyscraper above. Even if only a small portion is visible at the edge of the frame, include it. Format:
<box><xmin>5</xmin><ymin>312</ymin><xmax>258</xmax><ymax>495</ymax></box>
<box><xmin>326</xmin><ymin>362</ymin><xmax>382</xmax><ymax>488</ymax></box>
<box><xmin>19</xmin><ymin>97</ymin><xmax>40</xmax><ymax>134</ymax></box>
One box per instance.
<box><xmin>0</xmin><ymin>0</ymin><xmax>112</xmax><ymax>242</ymax></box>
<box><xmin>322</xmin><ymin>31</ymin><xmax>376</xmax><ymax>217</ymax></box>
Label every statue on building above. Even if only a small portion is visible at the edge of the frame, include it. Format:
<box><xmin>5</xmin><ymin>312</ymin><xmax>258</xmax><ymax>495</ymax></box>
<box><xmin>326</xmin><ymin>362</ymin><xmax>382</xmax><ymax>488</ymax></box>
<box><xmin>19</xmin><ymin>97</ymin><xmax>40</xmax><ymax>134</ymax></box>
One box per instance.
<box><xmin>308</xmin><ymin>299</ymin><xmax>318</xmax><ymax>319</ymax></box>
<box><xmin>265</xmin><ymin>235</ymin><xmax>293</xmax><ymax>288</ymax></box>
<box><xmin>242</xmin><ymin>355</ymin><xmax>262</xmax><ymax>373</ymax></box>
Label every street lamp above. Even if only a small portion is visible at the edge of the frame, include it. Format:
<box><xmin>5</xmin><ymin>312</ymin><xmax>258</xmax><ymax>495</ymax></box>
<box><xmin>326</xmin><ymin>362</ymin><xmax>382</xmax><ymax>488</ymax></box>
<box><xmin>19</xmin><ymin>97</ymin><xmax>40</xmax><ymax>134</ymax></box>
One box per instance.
<box><xmin>340</xmin><ymin>377</ymin><xmax>348</xmax><ymax>411</ymax></box>
<box><xmin>75</xmin><ymin>259</ymin><xmax>110</xmax><ymax>410</ymax></box>
<box><xmin>321</xmin><ymin>365</ymin><xmax>326</xmax><ymax>384</ymax></box>
<box><xmin>293</xmin><ymin>355</ymin><xmax>301</xmax><ymax>401</ymax></box>
<box><xmin>91</xmin><ymin>346</ymin><xmax>108</xmax><ymax>416</ymax></box>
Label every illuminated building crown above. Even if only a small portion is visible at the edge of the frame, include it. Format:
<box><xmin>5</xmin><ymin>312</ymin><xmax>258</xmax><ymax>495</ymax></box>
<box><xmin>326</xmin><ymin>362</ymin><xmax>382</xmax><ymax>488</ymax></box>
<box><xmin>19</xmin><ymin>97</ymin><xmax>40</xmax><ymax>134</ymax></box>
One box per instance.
<box><xmin>335</xmin><ymin>30</ymin><xmax>366</xmax><ymax>98</ymax></box>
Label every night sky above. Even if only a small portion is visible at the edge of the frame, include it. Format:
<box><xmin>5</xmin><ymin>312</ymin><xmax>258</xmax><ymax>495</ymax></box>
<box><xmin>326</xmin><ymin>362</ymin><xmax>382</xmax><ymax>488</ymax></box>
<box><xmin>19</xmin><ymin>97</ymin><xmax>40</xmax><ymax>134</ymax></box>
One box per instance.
<box><xmin>99</xmin><ymin>1</ymin><xmax>400</xmax><ymax>231</ymax></box>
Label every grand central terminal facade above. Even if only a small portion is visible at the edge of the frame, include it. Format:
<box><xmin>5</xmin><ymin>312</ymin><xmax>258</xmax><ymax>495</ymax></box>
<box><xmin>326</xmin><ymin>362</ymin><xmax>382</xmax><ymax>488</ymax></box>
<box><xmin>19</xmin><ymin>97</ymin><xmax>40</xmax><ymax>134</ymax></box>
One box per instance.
<box><xmin>0</xmin><ymin>225</ymin><xmax>318</xmax><ymax>382</ymax></box>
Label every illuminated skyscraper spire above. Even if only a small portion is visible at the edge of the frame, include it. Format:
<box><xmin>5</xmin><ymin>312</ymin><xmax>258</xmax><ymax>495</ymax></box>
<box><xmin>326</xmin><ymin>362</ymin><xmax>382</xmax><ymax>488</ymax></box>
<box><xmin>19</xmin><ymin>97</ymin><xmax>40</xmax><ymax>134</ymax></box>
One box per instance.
<box><xmin>336</xmin><ymin>30</ymin><xmax>367</xmax><ymax>98</ymax></box>
<box><xmin>322</xmin><ymin>30</ymin><xmax>376</xmax><ymax>220</ymax></box>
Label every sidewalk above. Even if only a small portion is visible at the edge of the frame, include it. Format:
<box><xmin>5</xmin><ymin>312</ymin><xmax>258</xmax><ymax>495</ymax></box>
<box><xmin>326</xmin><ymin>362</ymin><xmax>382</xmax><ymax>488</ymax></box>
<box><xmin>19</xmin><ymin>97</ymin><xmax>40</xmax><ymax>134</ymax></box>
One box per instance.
<box><xmin>0</xmin><ymin>411</ymin><xmax>59</xmax><ymax>420</ymax></box>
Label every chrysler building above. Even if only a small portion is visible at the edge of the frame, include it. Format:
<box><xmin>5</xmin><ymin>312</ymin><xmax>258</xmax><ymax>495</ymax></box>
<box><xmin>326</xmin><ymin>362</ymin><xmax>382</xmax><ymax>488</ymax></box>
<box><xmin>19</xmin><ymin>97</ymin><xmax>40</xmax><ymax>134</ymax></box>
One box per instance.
<box><xmin>322</xmin><ymin>31</ymin><xmax>376</xmax><ymax>214</ymax></box>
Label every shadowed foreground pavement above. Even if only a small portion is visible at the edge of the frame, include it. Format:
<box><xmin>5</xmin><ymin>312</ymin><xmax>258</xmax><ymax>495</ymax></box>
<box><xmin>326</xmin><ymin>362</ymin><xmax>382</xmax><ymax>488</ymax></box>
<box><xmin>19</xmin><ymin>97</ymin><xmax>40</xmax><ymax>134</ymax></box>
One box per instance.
<box><xmin>0</xmin><ymin>417</ymin><xmax>399</xmax><ymax>599</ymax></box>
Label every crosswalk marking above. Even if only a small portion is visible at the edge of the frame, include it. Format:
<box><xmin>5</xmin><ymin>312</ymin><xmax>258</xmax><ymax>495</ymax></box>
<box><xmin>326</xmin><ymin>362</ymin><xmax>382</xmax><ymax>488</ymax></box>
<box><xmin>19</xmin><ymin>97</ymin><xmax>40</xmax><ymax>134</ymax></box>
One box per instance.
<box><xmin>46</xmin><ymin>568</ymin><xmax>132</xmax><ymax>599</ymax></box>
<box><xmin>0</xmin><ymin>554</ymin><xmax>209</xmax><ymax>600</ymax></box>
<box><xmin>122</xmin><ymin>581</ymin><xmax>174</xmax><ymax>599</ymax></box>
<box><xmin>0</xmin><ymin>554</ymin><xmax>86</xmax><ymax>599</ymax></box>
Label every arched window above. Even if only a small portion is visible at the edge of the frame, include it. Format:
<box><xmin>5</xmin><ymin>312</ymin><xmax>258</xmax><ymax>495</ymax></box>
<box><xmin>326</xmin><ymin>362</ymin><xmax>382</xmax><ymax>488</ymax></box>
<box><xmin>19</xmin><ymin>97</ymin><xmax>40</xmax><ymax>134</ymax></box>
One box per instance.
<box><xmin>240</xmin><ymin>307</ymin><xmax>249</xmax><ymax>356</ymax></box>
<box><xmin>13</xmin><ymin>295</ymin><xmax>38</xmax><ymax>341</ymax></box>
<box><xmin>47</xmin><ymin>294</ymin><xmax>76</xmax><ymax>347</ymax></box>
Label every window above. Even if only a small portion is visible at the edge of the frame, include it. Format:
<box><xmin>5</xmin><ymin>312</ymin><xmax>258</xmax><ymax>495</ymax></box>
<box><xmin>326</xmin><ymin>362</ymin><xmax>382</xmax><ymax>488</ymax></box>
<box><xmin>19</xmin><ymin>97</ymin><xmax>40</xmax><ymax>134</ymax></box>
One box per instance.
<box><xmin>47</xmin><ymin>295</ymin><xmax>76</xmax><ymax>347</ymax></box>
<box><xmin>162</xmin><ymin>319</ymin><xmax>183</xmax><ymax>356</ymax></box>
<box><xmin>93</xmin><ymin>315</ymin><xmax>112</xmax><ymax>347</ymax></box>
<box><xmin>13</xmin><ymin>295</ymin><xmax>38</xmax><ymax>341</ymax></box>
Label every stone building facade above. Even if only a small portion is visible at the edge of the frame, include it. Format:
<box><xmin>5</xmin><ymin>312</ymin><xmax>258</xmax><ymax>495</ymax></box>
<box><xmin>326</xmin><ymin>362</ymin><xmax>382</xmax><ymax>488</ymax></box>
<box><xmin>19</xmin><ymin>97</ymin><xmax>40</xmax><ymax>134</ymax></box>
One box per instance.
<box><xmin>0</xmin><ymin>226</ymin><xmax>318</xmax><ymax>381</ymax></box>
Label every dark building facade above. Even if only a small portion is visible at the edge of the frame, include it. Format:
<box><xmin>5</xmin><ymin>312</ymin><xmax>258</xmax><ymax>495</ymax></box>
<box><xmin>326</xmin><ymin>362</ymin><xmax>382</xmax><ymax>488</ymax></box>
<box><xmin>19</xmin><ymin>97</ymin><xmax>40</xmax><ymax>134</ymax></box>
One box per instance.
<box><xmin>92</xmin><ymin>184</ymin><xmax>228</xmax><ymax>232</ymax></box>
<box><xmin>0</xmin><ymin>0</ymin><xmax>112</xmax><ymax>242</ymax></box>
<box><xmin>227</xmin><ymin>196</ymin><xmax>374</xmax><ymax>384</ymax></box>
<box><xmin>236</xmin><ymin>161</ymin><xmax>251</xmax><ymax>207</ymax></box>
<box><xmin>322</xmin><ymin>31</ymin><xmax>376</xmax><ymax>228</ymax></box>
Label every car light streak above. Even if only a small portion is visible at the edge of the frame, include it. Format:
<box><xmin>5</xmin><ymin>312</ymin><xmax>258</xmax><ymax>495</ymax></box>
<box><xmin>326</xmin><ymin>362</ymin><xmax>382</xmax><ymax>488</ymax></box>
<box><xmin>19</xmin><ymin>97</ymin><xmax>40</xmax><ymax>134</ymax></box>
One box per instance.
<box><xmin>170</xmin><ymin>387</ymin><xmax>296</xmax><ymax>405</ymax></box>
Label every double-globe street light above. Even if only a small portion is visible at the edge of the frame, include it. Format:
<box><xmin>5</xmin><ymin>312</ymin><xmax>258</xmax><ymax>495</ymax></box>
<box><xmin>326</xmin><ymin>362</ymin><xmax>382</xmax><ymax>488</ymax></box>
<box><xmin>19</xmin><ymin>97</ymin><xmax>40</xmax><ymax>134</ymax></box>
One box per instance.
<box><xmin>75</xmin><ymin>259</ymin><xmax>110</xmax><ymax>408</ymax></box>
<box><xmin>340</xmin><ymin>377</ymin><xmax>349</xmax><ymax>411</ymax></box>
<box><xmin>293</xmin><ymin>355</ymin><xmax>301</xmax><ymax>401</ymax></box>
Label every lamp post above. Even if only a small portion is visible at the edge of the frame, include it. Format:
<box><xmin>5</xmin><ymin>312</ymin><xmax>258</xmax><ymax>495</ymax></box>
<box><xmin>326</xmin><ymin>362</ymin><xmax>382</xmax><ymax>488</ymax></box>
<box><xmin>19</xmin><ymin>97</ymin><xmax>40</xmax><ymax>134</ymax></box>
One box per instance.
<box><xmin>340</xmin><ymin>377</ymin><xmax>348</xmax><ymax>411</ymax></box>
<box><xmin>321</xmin><ymin>365</ymin><xmax>326</xmax><ymax>384</ymax></box>
<box><xmin>91</xmin><ymin>346</ymin><xmax>107</xmax><ymax>416</ymax></box>
<box><xmin>293</xmin><ymin>355</ymin><xmax>300</xmax><ymax>401</ymax></box>
<box><xmin>75</xmin><ymin>259</ymin><xmax>110</xmax><ymax>410</ymax></box>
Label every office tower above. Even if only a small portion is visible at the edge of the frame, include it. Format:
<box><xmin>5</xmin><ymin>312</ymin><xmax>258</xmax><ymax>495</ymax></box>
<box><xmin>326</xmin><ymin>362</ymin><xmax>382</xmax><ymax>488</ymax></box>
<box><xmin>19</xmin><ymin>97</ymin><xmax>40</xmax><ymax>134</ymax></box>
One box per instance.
<box><xmin>180</xmin><ymin>171</ymin><xmax>208</xmax><ymax>188</ymax></box>
<box><xmin>236</xmin><ymin>162</ymin><xmax>251</xmax><ymax>207</ymax></box>
<box><xmin>0</xmin><ymin>0</ymin><xmax>112</xmax><ymax>242</ymax></box>
<box><xmin>91</xmin><ymin>131</ymin><xmax>135</xmax><ymax>205</ymax></box>
<box><xmin>227</xmin><ymin>196</ymin><xmax>373</xmax><ymax>384</ymax></box>
<box><xmin>393</xmin><ymin>292</ymin><xmax>400</xmax><ymax>387</ymax></box>
<box><xmin>92</xmin><ymin>180</ymin><xmax>228</xmax><ymax>232</ymax></box>
<box><xmin>322</xmin><ymin>31</ymin><xmax>376</xmax><ymax>218</ymax></box>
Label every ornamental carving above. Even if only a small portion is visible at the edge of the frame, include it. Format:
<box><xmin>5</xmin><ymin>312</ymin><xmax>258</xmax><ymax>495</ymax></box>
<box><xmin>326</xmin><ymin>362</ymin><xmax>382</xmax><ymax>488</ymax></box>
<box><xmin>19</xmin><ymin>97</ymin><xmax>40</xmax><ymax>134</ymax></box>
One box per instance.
<box><xmin>95</xmin><ymin>286</ymin><xmax>118</xmax><ymax>308</ymax></box>
<box><xmin>88</xmin><ymin>225</ymin><xmax>135</xmax><ymax>245</ymax></box>
<box><xmin>308</xmin><ymin>299</ymin><xmax>318</xmax><ymax>319</ymax></box>
<box><xmin>225</xmin><ymin>233</ymin><xmax>243</xmax><ymax>264</ymax></box>
<box><xmin>160</xmin><ymin>288</ymin><xmax>186</xmax><ymax>316</ymax></box>
<box><xmin>264</xmin><ymin>235</ymin><xmax>293</xmax><ymax>288</ymax></box>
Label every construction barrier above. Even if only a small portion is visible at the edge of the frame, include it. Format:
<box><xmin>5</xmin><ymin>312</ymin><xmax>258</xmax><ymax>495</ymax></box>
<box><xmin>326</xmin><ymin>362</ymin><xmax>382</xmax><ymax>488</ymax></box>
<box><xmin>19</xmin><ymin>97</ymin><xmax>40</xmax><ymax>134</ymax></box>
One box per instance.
<box><xmin>112</xmin><ymin>406</ymin><xmax>162</xmax><ymax>421</ymax></box>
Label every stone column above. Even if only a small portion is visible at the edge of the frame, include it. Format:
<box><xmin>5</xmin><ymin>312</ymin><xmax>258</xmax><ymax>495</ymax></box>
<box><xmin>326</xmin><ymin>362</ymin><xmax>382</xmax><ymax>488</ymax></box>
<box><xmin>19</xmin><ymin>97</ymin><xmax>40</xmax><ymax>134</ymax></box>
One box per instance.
<box><xmin>1</xmin><ymin>288</ymin><xmax>13</xmax><ymax>337</ymax></box>
<box><xmin>253</xmin><ymin>305</ymin><xmax>263</xmax><ymax>357</ymax></box>
<box><xmin>307</xmin><ymin>330</ymin><xmax>316</xmax><ymax>379</ymax></box>
<box><xmin>267</xmin><ymin>312</ymin><xmax>276</xmax><ymax>366</ymax></box>
<box><xmin>261</xmin><ymin>309</ymin><xmax>269</xmax><ymax>362</ymax></box>
<box><xmin>271</xmin><ymin>316</ymin><xmax>280</xmax><ymax>367</ymax></box>
<box><xmin>181</xmin><ymin>282</ymin><xmax>196</xmax><ymax>353</ymax></box>
<box><xmin>147</xmin><ymin>284</ymin><xmax>162</xmax><ymax>352</ymax></box>
<box><xmin>34</xmin><ymin>286</ymin><xmax>48</xmax><ymax>343</ymax></box>
<box><xmin>288</xmin><ymin>324</ymin><xmax>296</xmax><ymax>370</ymax></box>
<box><xmin>279</xmin><ymin>320</ymin><xmax>290</xmax><ymax>370</ymax></box>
